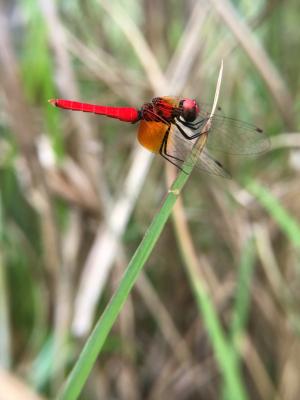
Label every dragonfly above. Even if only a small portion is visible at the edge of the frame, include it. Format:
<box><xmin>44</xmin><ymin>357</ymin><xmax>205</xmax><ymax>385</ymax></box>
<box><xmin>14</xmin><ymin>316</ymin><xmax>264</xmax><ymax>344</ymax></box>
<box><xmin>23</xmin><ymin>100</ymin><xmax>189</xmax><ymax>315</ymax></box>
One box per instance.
<box><xmin>49</xmin><ymin>96</ymin><xmax>270</xmax><ymax>178</ymax></box>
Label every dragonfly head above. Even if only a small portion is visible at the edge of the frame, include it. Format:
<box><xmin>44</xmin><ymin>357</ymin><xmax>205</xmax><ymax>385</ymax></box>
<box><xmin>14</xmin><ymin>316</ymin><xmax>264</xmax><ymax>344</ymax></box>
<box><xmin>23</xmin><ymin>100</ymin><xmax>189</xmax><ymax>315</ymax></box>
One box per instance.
<box><xmin>181</xmin><ymin>98</ymin><xmax>200</xmax><ymax>122</ymax></box>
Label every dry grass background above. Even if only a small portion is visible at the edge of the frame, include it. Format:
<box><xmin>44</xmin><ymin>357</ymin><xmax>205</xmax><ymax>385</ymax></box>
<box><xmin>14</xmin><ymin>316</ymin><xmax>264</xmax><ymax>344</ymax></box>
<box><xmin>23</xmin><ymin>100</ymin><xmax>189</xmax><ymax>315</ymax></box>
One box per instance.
<box><xmin>0</xmin><ymin>0</ymin><xmax>300</xmax><ymax>399</ymax></box>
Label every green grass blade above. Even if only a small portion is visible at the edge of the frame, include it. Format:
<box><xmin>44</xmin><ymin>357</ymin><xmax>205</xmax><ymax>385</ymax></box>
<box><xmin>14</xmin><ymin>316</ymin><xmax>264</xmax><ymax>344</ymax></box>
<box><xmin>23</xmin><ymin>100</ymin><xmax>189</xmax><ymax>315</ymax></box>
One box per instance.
<box><xmin>230</xmin><ymin>238</ymin><xmax>256</xmax><ymax>344</ymax></box>
<box><xmin>0</xmin><ymin>193</ymin><xmax>10</xmax><ymax>368</ymax></box>
<box><xmin>21</xmin><ymin>0</ymin><xmax>64</xmax><ymax>157</ymax></box>
<box><xmin>57</xmin><ymin>166</ymin><xmax>194</xmax><ymax>400</ymax></box>
<box><xmin>247</xmin><ymin>180</ymin><xmax>300</xmax><ymax>248</ymax></box>
<box><xmin>182</xmin><ymin>251</ymin><xmax>249</xmax><ymax>400</ymax></box>
<box><xmin>223</xmin><ymin>238</ymin><xmax>256</xmax><ymax>400</ymax></box>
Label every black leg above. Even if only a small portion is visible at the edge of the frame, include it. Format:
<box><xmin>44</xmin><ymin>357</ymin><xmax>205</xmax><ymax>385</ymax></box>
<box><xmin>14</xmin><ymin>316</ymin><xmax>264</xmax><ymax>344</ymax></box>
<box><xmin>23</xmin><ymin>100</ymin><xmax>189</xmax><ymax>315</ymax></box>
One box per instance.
<box><xmin>159</xmin><ymin>126</ymin><xmax>187</xmax><ymax>172</ymax></box>
<box><xmin>174</xmin><ymin>121</ymin><xmax>208</xmax><ymax>141</ymax></box>
<box><xmin>162</xmin><ymin>127</ymin><xmax>184</xmax><ymax>162</ymax></box>
<box><xmin>178</xmin><ymin>116</ymin><xmax>207</xmax><ymax>129</ymax></box>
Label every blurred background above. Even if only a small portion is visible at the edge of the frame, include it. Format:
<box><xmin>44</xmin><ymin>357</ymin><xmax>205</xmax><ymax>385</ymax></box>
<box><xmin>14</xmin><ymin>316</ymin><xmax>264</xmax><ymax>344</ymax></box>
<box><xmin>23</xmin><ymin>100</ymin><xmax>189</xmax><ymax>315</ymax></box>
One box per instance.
<box><xmin>0</xmin><ymin>0</ymin><xmax>300</xmax><ymax>399</ymax></box>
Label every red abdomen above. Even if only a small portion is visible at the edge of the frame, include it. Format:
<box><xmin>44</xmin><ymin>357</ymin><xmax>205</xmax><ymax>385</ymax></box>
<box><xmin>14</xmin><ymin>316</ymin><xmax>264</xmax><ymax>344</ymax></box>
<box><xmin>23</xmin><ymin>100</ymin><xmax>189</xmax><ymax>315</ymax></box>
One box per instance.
<box><xmin>49</xmin><ymin>99</ymin><xmax>139</xmax><ymax>123</ymax></box>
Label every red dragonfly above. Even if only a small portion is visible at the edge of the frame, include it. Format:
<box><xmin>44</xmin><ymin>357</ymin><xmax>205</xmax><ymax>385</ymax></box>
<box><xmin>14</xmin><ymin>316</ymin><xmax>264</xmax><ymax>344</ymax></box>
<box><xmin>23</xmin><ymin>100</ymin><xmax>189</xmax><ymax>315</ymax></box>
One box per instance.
<box><xmin>49</xmin><ymin>96</ymin><xmax>269</xmax><ymax>178</ymax></box>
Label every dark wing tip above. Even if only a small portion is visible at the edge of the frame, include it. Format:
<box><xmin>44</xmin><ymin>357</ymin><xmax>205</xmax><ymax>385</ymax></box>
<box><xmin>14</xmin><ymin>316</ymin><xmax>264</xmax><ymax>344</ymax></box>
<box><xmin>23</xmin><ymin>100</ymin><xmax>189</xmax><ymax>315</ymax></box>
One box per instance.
<box><xmin>214</xmin><ymin>159</ymin><xmax>232</xmax><ymax>179</ymax></box>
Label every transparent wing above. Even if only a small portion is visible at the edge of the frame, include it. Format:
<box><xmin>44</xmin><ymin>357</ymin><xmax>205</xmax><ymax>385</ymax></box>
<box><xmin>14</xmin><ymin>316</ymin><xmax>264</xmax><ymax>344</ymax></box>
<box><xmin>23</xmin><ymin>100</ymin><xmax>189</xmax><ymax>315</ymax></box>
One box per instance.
<box><xmin>207</xmin><ymin>115</ymin><xmax>269</xmax><ymax>155</ymax></box>
<box><xmin>197</xmin><ymin>149</ymin><xmax>231</xmax><ymax>178</ymax></box>
<box><xmin>165</xmin><ymin>124</ymin><xmax>231</xmax><ymax>178</ymax></box>
<box><xmin>192</xmin><ymin>106</ymin><xmax>270</xmax><ymax>155</ymax></box>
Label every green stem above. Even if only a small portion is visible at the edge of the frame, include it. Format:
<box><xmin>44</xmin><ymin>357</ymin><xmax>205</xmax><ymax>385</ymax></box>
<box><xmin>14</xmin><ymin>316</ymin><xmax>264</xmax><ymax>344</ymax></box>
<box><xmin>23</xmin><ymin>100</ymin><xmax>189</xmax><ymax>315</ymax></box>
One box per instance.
<box><xmin>58</xmin><ymin>168</ymin><xmax>193</xmax><ymax>400</ymax></box>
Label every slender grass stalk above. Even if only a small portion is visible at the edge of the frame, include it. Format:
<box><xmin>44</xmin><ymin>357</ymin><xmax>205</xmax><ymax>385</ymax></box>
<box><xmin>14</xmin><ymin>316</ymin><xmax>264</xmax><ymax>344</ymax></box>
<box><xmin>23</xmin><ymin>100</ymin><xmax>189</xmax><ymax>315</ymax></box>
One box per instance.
<box><xmin>57</xmin><ymin>152</ymin><xmax>200</xmax><ymax>399</ymax></box>
<box><xmin>186</xmin><ymin>268</ymin><xmax>248</xmax><ymax>400</ymax></box>
<box><xmin>222</xmin><ymin>238</ymin><xmax>256</xmax><ymax>400</ymax></box>
<box><xmin>172</xmin><ymin>194</ymin><xmax>249</xmax><ymax>400</ymax></box>
<box><xmin>58</xmin><ymin>175</ymin><xmax>190</xmax><ymax>400</ymax></box>
<box><xmin>247</xmin><ymin>180</ymin><xmax>300</xmax><ymax>248</ymax></box>
<box><xmin>0</xmin><ymin>193</ymin><xmax>10</xmax><ymax>368</ymax></box>
<box><xmin>230</xmin><ymin>238</ymin><xmax>256</xmax><ymax>345</ymax></box>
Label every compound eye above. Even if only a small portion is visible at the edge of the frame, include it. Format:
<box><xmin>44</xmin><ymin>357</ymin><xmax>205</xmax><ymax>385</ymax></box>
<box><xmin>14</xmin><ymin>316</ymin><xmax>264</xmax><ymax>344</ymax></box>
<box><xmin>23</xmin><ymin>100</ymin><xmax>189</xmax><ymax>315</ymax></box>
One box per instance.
<box><xmin>182</xmin><ymin>99</ymin><xmax>199</xmax><ymax>122</ymax></box>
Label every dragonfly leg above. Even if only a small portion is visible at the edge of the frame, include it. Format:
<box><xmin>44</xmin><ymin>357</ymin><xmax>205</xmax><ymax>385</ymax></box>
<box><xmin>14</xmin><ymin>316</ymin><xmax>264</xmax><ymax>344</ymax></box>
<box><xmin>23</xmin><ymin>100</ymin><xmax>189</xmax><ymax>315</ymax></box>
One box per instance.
<box><xmin>159</xmin><ymin>126</ymin><xmax>187</xmax><ymax>172</ymax></box>
<box><xmin>178</xmin><ymin>116</ymin><xmax>206</xmax><ymax>129</ymax></box>
<box><xmin>174</xmin><ymin>121</ymin><xmax>209</xmax><ymax>140</ymax></box>
<box><xmin>162</xmin><ymin>128</ymin><xmax>184</xmax><ymax>162</ymax></box>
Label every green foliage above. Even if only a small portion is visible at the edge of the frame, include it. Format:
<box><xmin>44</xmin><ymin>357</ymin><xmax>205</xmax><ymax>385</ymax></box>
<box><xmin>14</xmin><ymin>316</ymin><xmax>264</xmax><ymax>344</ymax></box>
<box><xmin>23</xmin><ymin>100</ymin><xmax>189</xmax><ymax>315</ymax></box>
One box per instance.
<box><xmin>248</xmin><ymin>180</ymin><xmax>300</xmax><ymax>248</ymax></box>
<box><xmin>21</xmin><ymin>0</ymin><xmax>64</xmax><ymax>158</ymax></box>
